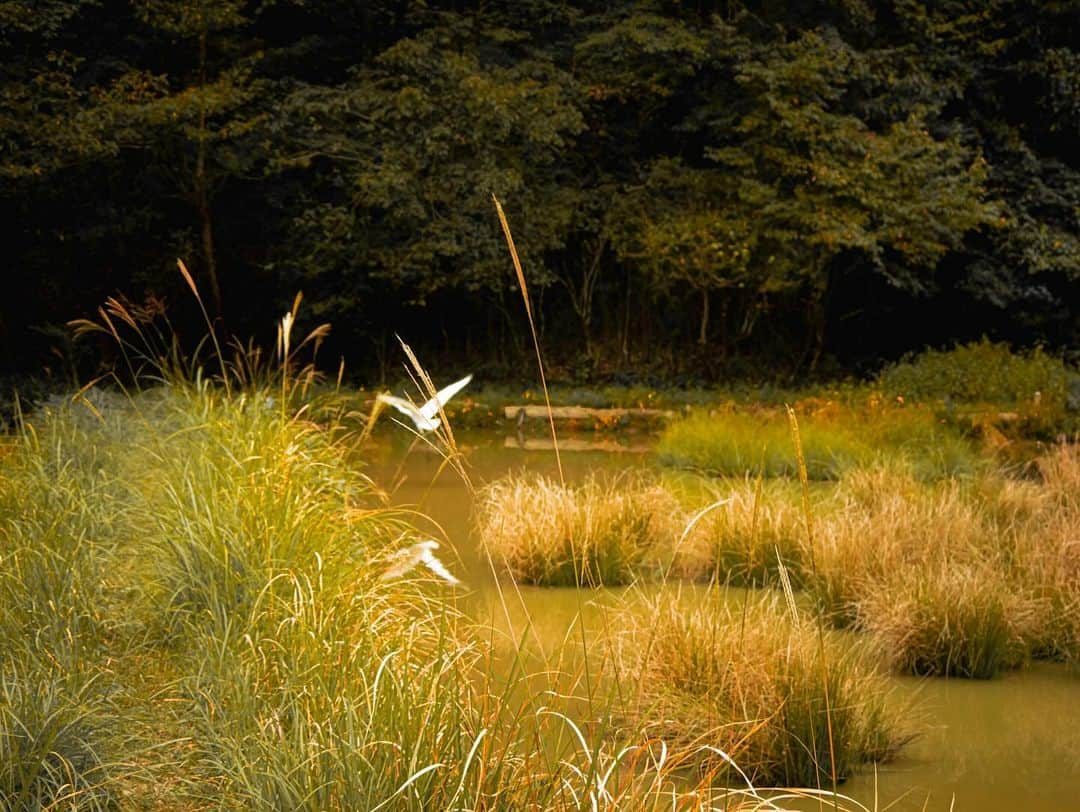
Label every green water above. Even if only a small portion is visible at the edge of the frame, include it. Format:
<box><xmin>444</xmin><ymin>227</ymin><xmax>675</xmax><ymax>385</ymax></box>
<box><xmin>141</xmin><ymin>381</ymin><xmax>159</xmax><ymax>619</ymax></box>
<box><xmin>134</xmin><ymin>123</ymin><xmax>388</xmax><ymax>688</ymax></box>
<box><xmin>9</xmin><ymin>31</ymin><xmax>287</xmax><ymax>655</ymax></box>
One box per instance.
<box><xmin>367</xmin><ymin>429</ymin><xmax>1080</xmax><ymax>811</ymax></box>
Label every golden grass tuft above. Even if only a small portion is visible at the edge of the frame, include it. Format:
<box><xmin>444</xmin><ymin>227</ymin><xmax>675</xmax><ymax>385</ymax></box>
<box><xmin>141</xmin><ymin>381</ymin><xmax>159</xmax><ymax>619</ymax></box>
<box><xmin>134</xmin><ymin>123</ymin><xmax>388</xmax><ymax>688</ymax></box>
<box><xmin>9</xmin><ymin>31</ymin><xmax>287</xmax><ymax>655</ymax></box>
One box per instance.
<box><xmin>857</xmin><ymin>560</ymin><xmax>1034</xmax><ymax>678</ymax></box>
<box><xmin>806</xmin><ymin>467</ymin><xmax>1004</xmax><ymax>629</ymax></box>
<box><xmin>476</xmin><ymin>472</ymin><xmax>680</xmax><ymax>586</ymax></box>
<box><xmin>621</xmin><ymin>591</ymin><xmax>911</xmax><ymax>787</ymax></box>
<box><xmin>670</xmin><ymin>478</ymin><xmax>809</xmax><ymax>587</ymax></box>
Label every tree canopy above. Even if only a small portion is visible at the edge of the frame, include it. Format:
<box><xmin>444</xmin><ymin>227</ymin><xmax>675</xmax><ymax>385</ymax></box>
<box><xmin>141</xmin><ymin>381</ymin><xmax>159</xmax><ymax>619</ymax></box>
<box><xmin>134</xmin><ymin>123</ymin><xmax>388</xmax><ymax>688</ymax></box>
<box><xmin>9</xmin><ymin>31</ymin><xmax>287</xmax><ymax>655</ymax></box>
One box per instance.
<box><xmin>2</xmin><ymin>0</ymin><xmax>1076</xmax><ymax>380</ymax></box>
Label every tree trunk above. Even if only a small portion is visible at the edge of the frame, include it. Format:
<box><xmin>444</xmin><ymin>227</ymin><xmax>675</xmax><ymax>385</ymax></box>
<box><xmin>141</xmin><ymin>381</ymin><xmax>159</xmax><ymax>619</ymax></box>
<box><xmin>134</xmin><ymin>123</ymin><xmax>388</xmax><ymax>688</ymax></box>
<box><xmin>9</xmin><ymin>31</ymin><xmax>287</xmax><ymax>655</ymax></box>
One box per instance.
<box><xmin>717</xmin><ymin>293</ymin><xmax>728</xmax><ymax>360</ymax></box>
<box><xmin>195</xmin><ymin>24</ymin><xmax>222</xmax><ymax>316</ymax></box>
<box><xmin>809</xmin><ymin>301</ymin><xmax>826</xmax><ymax>372</ymax></box>
<box><xmin>698</xmin><ymin>289</ymin><xmax>710</xmax><ymax>346</ymax></box>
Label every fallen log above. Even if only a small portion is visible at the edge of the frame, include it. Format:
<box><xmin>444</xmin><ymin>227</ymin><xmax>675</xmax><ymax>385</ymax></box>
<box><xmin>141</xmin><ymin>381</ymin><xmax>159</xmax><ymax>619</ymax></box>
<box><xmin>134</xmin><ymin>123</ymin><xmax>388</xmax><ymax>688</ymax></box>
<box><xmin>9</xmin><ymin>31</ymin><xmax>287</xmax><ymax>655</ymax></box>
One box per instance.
<box><xmin>503</xmin><ymin>436</ymin><xmax>652</xmax><ymax>453</ymax></box>
<box><xmin>503</xmin><ymin>405</ymin><xmax>676</xmax><ymax>423</ymax></box>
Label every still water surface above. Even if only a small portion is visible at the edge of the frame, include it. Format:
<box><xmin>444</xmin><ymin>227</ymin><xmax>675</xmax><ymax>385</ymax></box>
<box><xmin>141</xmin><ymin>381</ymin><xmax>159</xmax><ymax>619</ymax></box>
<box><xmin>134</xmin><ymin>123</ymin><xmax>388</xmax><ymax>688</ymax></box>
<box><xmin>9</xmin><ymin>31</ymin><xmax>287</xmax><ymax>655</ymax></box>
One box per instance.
<box><xmin>366</xmin><ymin>430</ymin><xmax>1080</xmax><ymax>811</ymax></box>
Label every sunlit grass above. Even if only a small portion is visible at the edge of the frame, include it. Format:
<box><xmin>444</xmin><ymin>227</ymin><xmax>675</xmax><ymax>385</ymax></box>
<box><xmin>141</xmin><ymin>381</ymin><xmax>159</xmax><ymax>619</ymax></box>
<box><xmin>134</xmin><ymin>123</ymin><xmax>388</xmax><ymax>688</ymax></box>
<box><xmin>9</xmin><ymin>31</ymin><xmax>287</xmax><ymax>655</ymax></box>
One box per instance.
<box><xmin>858</xmin><ymin>561</ymin><xmax>1032</xmax><ymax>679</ymax></box>
<box><xmin>670</xmin><ymin>478</ymin><xmax>811</xmax><ymax>588</ymax></box>
<box><xmin>621</xmin><ymin>590</ymin><xmax>911</xmax><ymax>786</ymax></box>
<box><xmin>476</xmin><ymin>472</ymin><xmax>679</xmax><ymax>586</ymax></box>
<box><xmin>3</xmin><ymin>380</ymin><xmax>879</xmax><ymax>809</ymax></box>
<box><xmin>656</xmin><ymin>406</ymin><xmax>982</xmax><ymax>480</ymax></box>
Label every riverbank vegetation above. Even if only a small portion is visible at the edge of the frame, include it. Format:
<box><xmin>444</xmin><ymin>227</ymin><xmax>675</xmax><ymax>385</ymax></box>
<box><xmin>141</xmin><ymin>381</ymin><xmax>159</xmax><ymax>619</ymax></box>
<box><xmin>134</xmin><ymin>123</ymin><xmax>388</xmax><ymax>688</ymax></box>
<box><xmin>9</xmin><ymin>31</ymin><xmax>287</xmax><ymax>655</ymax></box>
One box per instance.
<box><xmin>2</xmin><ymin>384</ymin><xmax>759</xmax><ymax>809</ymax></box>
<box><xmin>3</xmin><ymin>316</ymin><xmax>900</xmax><ymax>809</ymax></box>
<box><xmin>4</xmin><ymin>294</ymin><xmax>1077</xmax><ymax>809</ymax></box>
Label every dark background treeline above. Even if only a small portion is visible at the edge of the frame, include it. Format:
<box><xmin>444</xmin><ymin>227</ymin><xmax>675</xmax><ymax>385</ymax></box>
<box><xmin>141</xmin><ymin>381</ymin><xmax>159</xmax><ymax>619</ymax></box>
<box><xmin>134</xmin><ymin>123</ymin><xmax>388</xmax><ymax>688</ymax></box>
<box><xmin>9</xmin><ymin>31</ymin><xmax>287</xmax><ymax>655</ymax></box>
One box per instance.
<box><xmin>2</xmin><ymin>0</ymin><xmax>1077</xmax><ymax>384</ymax></box>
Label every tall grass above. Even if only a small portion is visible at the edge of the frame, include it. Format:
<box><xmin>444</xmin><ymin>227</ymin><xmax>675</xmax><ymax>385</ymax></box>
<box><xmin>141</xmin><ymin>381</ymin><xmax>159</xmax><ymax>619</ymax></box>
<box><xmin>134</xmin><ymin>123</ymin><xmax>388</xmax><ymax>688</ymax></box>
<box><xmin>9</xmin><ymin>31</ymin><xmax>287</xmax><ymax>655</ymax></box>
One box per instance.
<box><xmin>670</xmin><ymin>478</ymin><xmax>809</xmax><ymax>587</ymax></box>
<box><xmin>476</xmin><ymin>472</ymin><xmax>679</xmax><ymax>586</ymax></box>
<box><xmin>5</xmin><ymin>297</ymin><xmax>871</xmax><ymax>809</ymax></box>
<box><xmin>0</xmin><ymin>654</ymin><xmax>118</xmax><ymax>812</ymax></box>
<box><xmin>0</xmin><ymin>396</ymin><xmax>137</xmax><ymax>809</ymax></box>
<box><xmin>657</xmin><ymin>406</ymin><xmax>981</xmax><ymax>480</ymax></box>
<box><xmin>623</xmin><ymin>592</ymin><xmax>909</xmax><ymax>787</ymax></box>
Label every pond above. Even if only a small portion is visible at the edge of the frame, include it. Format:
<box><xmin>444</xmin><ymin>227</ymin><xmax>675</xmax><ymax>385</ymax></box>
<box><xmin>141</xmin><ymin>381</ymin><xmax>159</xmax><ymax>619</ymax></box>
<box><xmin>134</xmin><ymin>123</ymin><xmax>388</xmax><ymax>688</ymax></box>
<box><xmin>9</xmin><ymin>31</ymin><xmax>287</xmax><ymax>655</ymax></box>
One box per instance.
<box><xmin>366</xmin><ymin>429</ymin><xmax>1080</xmax><ymax>811</ymax></box>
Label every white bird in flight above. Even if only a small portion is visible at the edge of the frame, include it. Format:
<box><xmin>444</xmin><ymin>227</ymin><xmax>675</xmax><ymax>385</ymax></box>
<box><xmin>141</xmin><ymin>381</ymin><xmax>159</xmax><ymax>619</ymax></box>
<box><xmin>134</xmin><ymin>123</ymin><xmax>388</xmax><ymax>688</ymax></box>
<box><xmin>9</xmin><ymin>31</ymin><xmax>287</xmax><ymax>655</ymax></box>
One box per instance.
<box><xmin>379</xmin><ymin>540</ymin><xmax>461</xmax><ymax>586</ymax></box>
<box><xmin>376</xmin><ymin>374</ymin><xmax>473</xmax><ymax>433</ymax></box>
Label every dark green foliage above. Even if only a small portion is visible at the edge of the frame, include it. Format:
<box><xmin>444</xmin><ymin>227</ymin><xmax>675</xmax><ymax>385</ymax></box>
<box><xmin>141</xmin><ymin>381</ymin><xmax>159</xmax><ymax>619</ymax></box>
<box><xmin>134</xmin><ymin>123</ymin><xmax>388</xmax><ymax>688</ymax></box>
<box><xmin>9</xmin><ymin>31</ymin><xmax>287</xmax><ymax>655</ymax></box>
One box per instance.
<box><xmin>2</xmin><ymin>1</ymin><xmax>1076</xmax><ymax>378</ymax></box>
<box><xmin>879</xmin><ymin>339</ymin><xmax>1070</xmax><ymax>408</ymax></box>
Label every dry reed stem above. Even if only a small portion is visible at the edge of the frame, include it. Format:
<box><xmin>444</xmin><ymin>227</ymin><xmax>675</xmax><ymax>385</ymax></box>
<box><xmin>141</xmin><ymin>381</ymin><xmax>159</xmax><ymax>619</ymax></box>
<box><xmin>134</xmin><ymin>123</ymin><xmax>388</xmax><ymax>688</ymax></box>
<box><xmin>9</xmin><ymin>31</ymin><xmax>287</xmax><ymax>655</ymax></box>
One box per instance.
<box><xmin>493</xmin><ymin>194</ymin><xmax>563</xmax><ymax>485</ymax></box>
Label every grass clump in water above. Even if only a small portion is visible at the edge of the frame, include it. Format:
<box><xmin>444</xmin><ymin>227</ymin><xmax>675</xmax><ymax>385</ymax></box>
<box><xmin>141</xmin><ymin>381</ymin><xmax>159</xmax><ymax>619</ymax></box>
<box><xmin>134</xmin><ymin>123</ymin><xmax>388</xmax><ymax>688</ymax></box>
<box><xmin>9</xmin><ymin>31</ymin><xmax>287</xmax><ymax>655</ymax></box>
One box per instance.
<box><xmin>803</xmin><ymin>466</ymin><xmax>993</xmax><ymax>629</ymax></box>
<box><xmin>1011</xmin><ymin>444</ymin><xmax>1080</xmax><ymax>662</ymax></box>
<box><xmin>802</xmin><ymin>464</ymin><xmax>1068</xmax><ymax>676</ymax></box>
<box><xmin>476</xmin><ymin>472</ymin><xmax>678</xmax><ymax>586</ymax></box>
<box><xmin>657</xmin><ymin>411</ymin><xmax>869</xmax><ymax>479</ymax></box>
<box><xmin>657</xmin><ymin>406</ymin><xmax>980</xmax><ymax>481</ymax></box>
<box><xmin>858</xmin><ymin>562</ymin><xmax>1032</xmax><ymax>679</ymax></box>
<box><xmin>623</xmin><ymin>592</ymin><xmax>910</xmax><ymax>787</ymax></box>
<box><xmin>671</xmin><ymin>478</ymin><xmax>809</xmax><ymax>588</ymax></box>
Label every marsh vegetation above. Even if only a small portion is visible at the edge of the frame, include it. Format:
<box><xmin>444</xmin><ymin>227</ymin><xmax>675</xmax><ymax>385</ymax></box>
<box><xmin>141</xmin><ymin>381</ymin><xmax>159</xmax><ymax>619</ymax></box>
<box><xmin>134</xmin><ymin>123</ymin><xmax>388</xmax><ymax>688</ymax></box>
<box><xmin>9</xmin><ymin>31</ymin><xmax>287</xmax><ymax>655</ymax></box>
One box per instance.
<box><xmin>2</xmin><ymin>290</ymin><xmax>1077</xmax><ymax>809</ymax></box>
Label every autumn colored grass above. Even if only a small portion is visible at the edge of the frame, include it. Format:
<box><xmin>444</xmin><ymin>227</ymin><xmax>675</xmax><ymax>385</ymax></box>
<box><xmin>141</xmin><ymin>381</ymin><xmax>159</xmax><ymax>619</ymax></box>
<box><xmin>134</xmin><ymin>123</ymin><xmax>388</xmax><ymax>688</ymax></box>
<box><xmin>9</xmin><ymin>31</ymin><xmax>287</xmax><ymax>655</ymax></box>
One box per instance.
<box><xmin>669</xmin><ymin>477</ymin><xmax>811</xmax><ymax>588</ymax></box>
<box><xmin>4</xmin><ymin>290</ymin><xmax>887</xmax><ymax>810</ymax></box>
<box><xmin>622</xmin><ymin>590</ymin><xmax>910</xmax><ymax>787</ymax></box>
<box><xmin>800</xmin><ymin>462</ymin><xmax>1077</xmax><ymax>676</ymax></box>
<box><xmin>476</xmin><ymin>472</ymin><xmax>679</xmax><ymax>586</ymax></box>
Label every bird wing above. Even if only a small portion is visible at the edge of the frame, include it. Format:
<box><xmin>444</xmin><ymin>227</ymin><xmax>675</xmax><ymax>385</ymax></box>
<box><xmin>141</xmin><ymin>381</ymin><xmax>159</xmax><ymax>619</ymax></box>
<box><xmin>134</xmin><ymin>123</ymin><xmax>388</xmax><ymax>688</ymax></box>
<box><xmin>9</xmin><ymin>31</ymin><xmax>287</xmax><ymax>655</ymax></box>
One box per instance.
<box><xmin>377</xmin><ymin>393</ymin><xmax>424</xmax><ymax>422</ymax></box>
<box><xmin>420</xmin><ymin>549</ymin><xmax>461</xmax><ymax>585</ymax></box>
<box><xmin>379</xmin><ymin>541</ymin><xmax>432</xmax><ymax>581</ymax></box>
<box><xmin>419</xmin><ymin>374</ymin><xmax>473</xmax><ymax>420</ymax></box>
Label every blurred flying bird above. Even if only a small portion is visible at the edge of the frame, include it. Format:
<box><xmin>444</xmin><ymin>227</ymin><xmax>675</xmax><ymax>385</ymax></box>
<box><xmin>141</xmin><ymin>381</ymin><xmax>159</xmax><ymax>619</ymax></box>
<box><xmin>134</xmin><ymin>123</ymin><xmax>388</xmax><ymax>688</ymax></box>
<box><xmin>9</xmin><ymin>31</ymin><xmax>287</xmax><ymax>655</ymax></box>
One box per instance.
<box><xmin>379</xmin><ymin>539</ymin><xmax>461</xmax><ymax>585</ymax></box>
<box><xmin>376</xmin><ymin>374</ymin><xmax>473</xmax><ymax>433</ymax></box>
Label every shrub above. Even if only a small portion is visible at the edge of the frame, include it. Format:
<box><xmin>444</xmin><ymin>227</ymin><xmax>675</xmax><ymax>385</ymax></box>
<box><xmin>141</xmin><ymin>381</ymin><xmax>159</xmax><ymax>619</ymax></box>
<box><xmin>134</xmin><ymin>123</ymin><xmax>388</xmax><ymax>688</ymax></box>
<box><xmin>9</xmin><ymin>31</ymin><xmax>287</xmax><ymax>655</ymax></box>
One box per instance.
<box><xmin>878</xmin><ymin>338</ymin><xmax>1070</xmax><ymax>414</ymax></box>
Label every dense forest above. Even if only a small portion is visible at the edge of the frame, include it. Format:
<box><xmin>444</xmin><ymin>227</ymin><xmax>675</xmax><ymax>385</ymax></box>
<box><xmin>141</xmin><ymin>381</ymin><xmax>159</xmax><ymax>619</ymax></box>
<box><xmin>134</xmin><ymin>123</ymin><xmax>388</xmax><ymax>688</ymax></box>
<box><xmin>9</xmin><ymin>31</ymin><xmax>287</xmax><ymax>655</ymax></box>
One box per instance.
<box><xmin>2</xmin><ymin>0</ymin><xmax>1077</xmax><ymax>383</ymax></box>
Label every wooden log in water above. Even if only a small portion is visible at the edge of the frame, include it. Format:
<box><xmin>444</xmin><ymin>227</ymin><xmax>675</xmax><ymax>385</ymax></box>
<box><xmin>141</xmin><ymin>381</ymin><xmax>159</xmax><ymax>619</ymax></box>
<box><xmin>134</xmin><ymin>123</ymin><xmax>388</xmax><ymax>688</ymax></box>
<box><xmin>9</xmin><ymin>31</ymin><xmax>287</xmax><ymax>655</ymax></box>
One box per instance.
<box><xmin>503</xmin><ymin>405</ymin><xmax>675</xmax><ymax>423</ymax></box>
<box><xmin>503</xmin><ymin>436</ymin><xmax>652</xmax><ymax>453</ymax></box>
